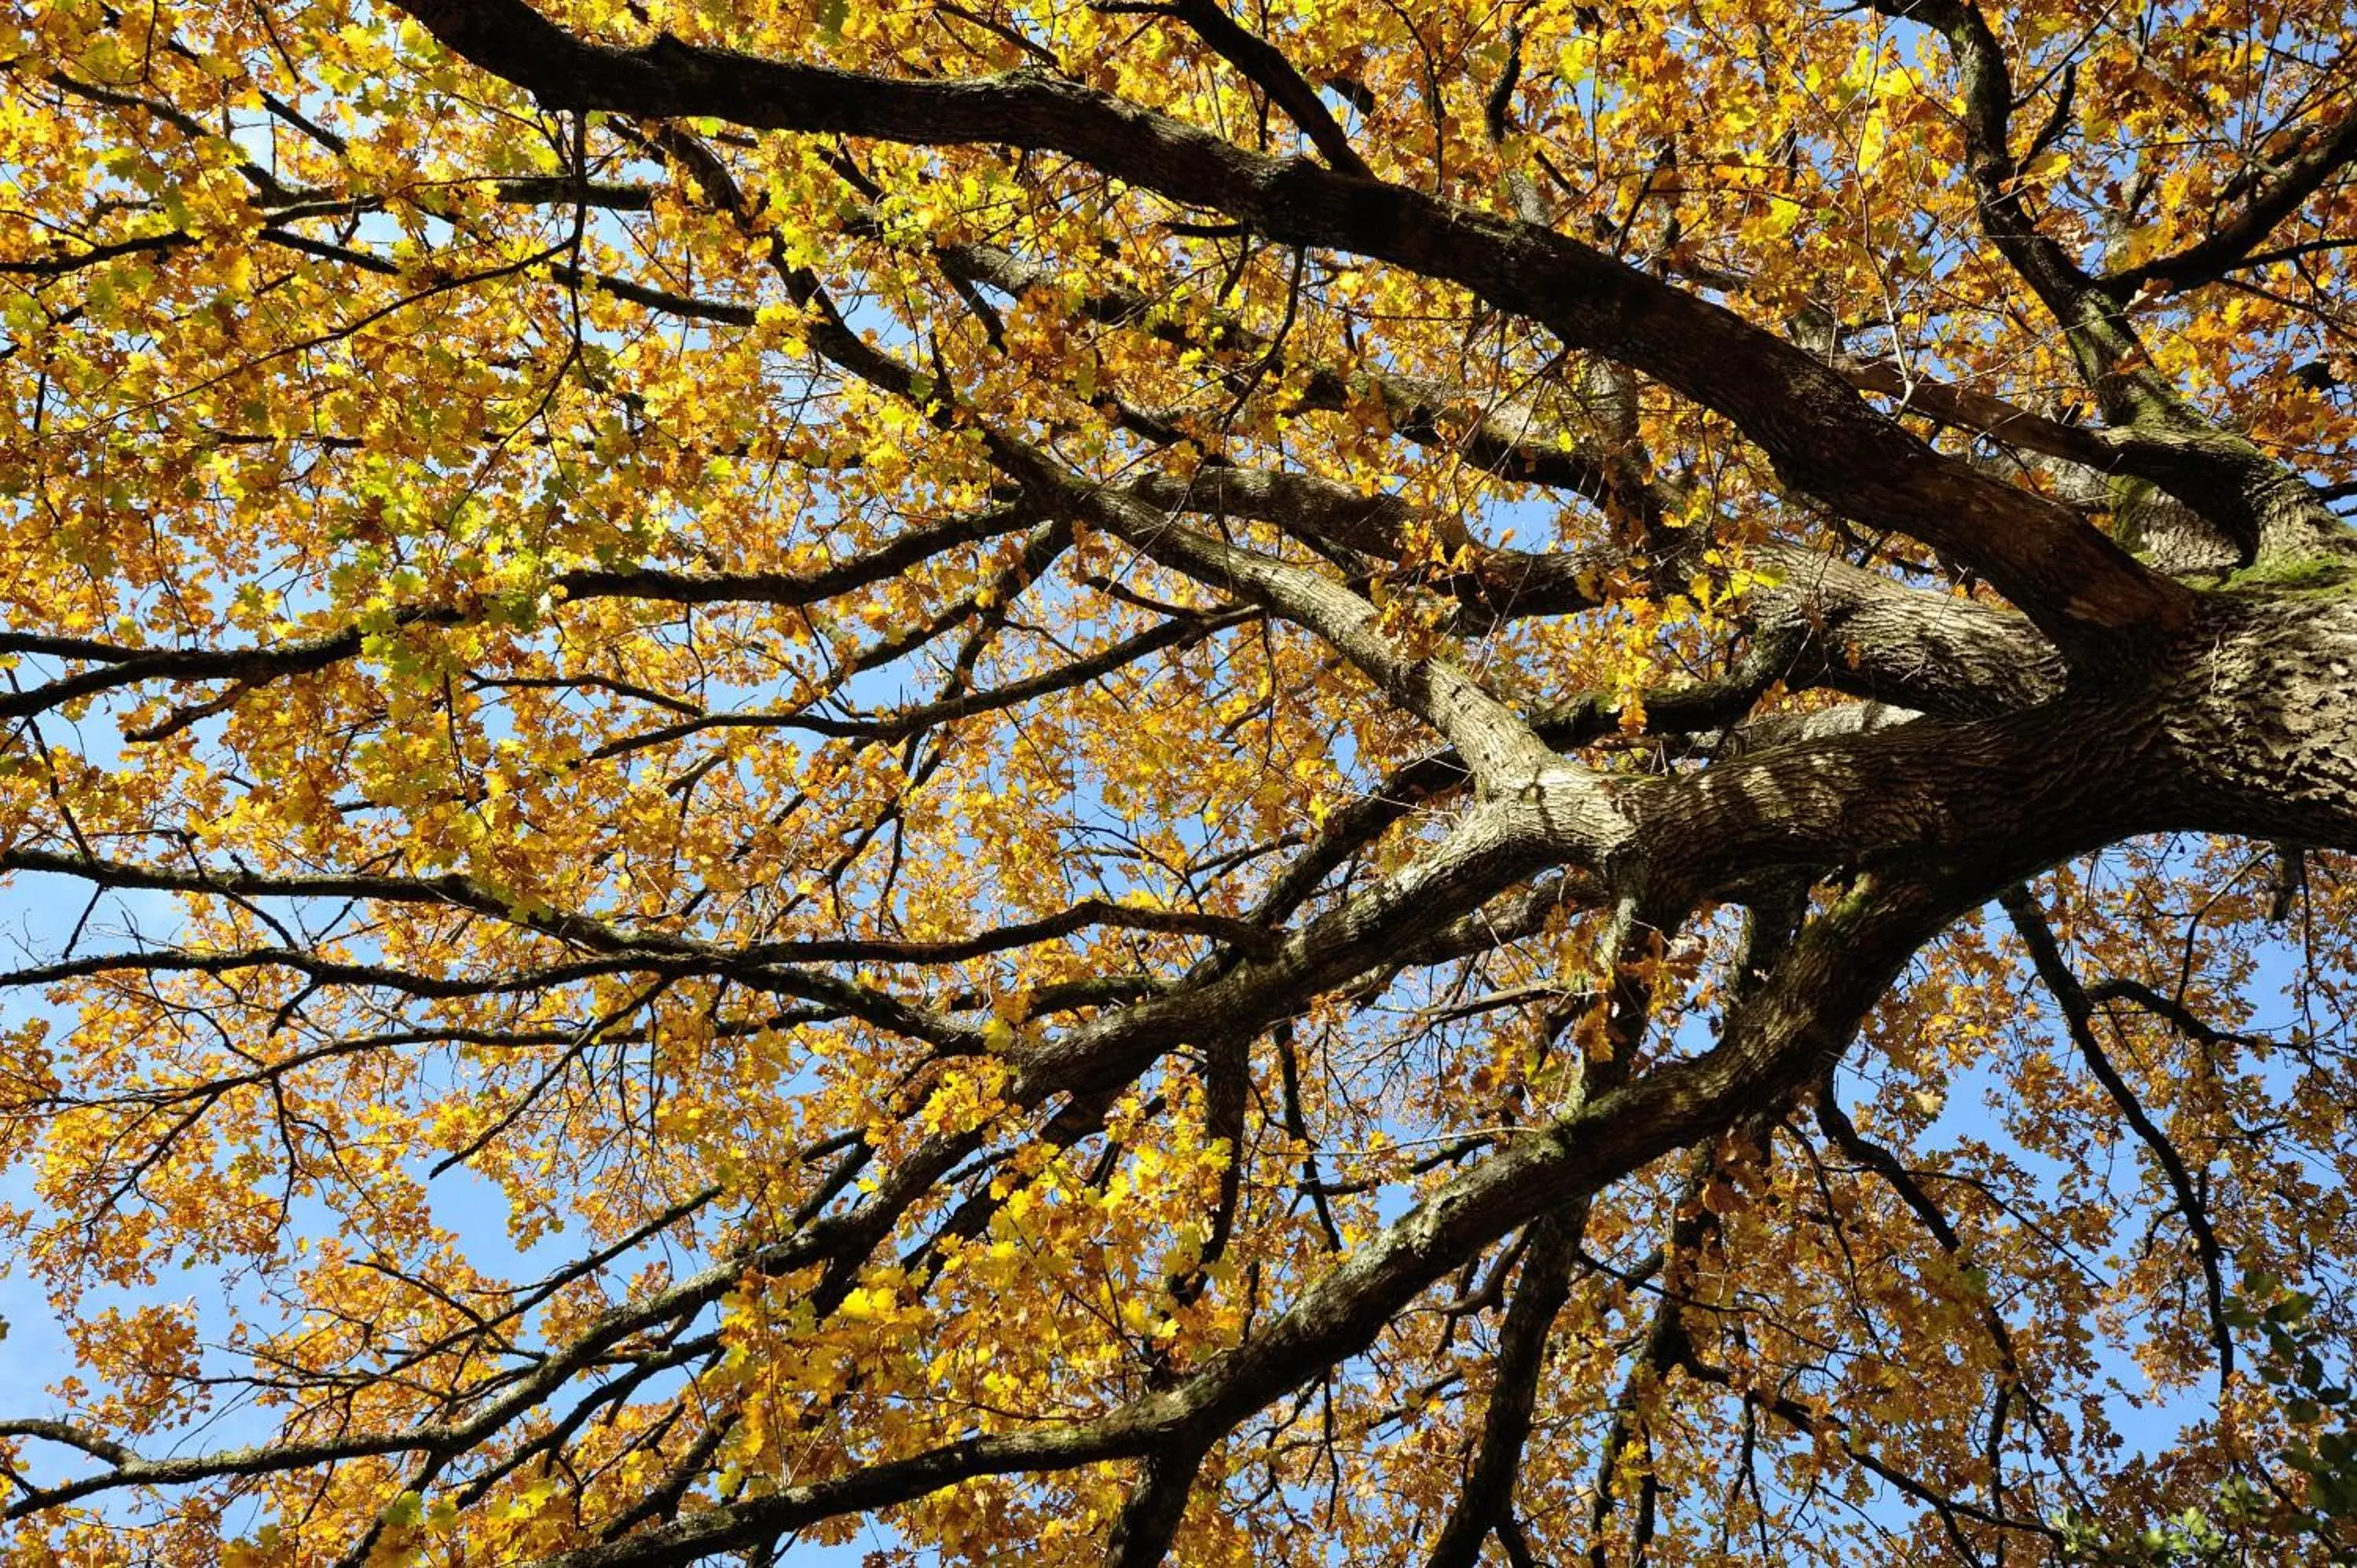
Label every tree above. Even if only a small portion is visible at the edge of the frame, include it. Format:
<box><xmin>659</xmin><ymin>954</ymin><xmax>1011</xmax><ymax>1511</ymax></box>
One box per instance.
<box><xmin>0</xmin><ymin>0</ymin><xmax>2354</xmax><ymax>1560</ymax></box>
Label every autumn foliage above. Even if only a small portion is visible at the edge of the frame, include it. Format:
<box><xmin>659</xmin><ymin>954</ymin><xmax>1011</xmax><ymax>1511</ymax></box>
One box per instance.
<box><xmin>2</xmin><ymin>0</ymin><xmax>2356</xmax><ymax>1563</ymax></box>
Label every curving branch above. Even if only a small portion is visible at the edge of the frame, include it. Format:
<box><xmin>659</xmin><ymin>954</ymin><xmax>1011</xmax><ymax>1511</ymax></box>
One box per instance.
<box><xmin>2104</xmin><ymin>112</ymin><xmax>2357</xmax><ymax>300</ymax></box>
<box><xmin>1871</xmin><ymin>0</ymin><xmax>2352</xmax><ymax>566</ymax></box>
<box><xmin>2000</xmin><ymin>887</ymin><xmax>2233</xmax><ymax>1383</ymax></box>
<box><xmin>393</xmin><ymin>0</ymin><xmax>2193</xmax><ymax>655</ymax></box>
<box><xmin>9</xmin><ymin>10</ymin><xmax>2357</xmax><ymax>1566</ymax></box>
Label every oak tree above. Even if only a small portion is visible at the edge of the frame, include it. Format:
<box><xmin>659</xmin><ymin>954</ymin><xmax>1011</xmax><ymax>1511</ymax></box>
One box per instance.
<box><xmin>2</xmin><ymin>0</ymin><xmax>2356</xmax><ymax>1563</ymax></box>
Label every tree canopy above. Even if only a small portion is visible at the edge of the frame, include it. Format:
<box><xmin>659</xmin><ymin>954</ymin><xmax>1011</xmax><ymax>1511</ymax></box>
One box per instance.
<box><xmin>2</xmin><ymin>0</ymin><xmax>2356</xmax><ymax>1562</ymax></box>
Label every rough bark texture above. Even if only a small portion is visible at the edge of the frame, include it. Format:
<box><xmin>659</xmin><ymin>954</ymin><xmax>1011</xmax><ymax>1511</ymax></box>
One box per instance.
<box><xmin>5</xmin><ymin>3</ymin><xmax>2355</xmax><ymax>1566</ymax></box>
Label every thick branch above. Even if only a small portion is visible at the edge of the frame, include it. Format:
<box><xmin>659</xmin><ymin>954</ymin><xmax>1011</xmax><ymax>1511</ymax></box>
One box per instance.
<box><xmin>2105</xmin><ymin>112</ymin><xmax>2357</xmax><ymax>299</ymax></box>
<box><xmin>1155</xmin><ymin>0</ymin><xmax>1370</xmax><ymax>179</ymax></box>
<box><xmin>394</xmin><ymin>0</ymin><xmax>2194</xmax><ymax>654</ymax></box>
<box><xmin>1420</xmin><ymin>1212</ymin><xmax>1582</xmax><ymax>1568</ymax></box>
